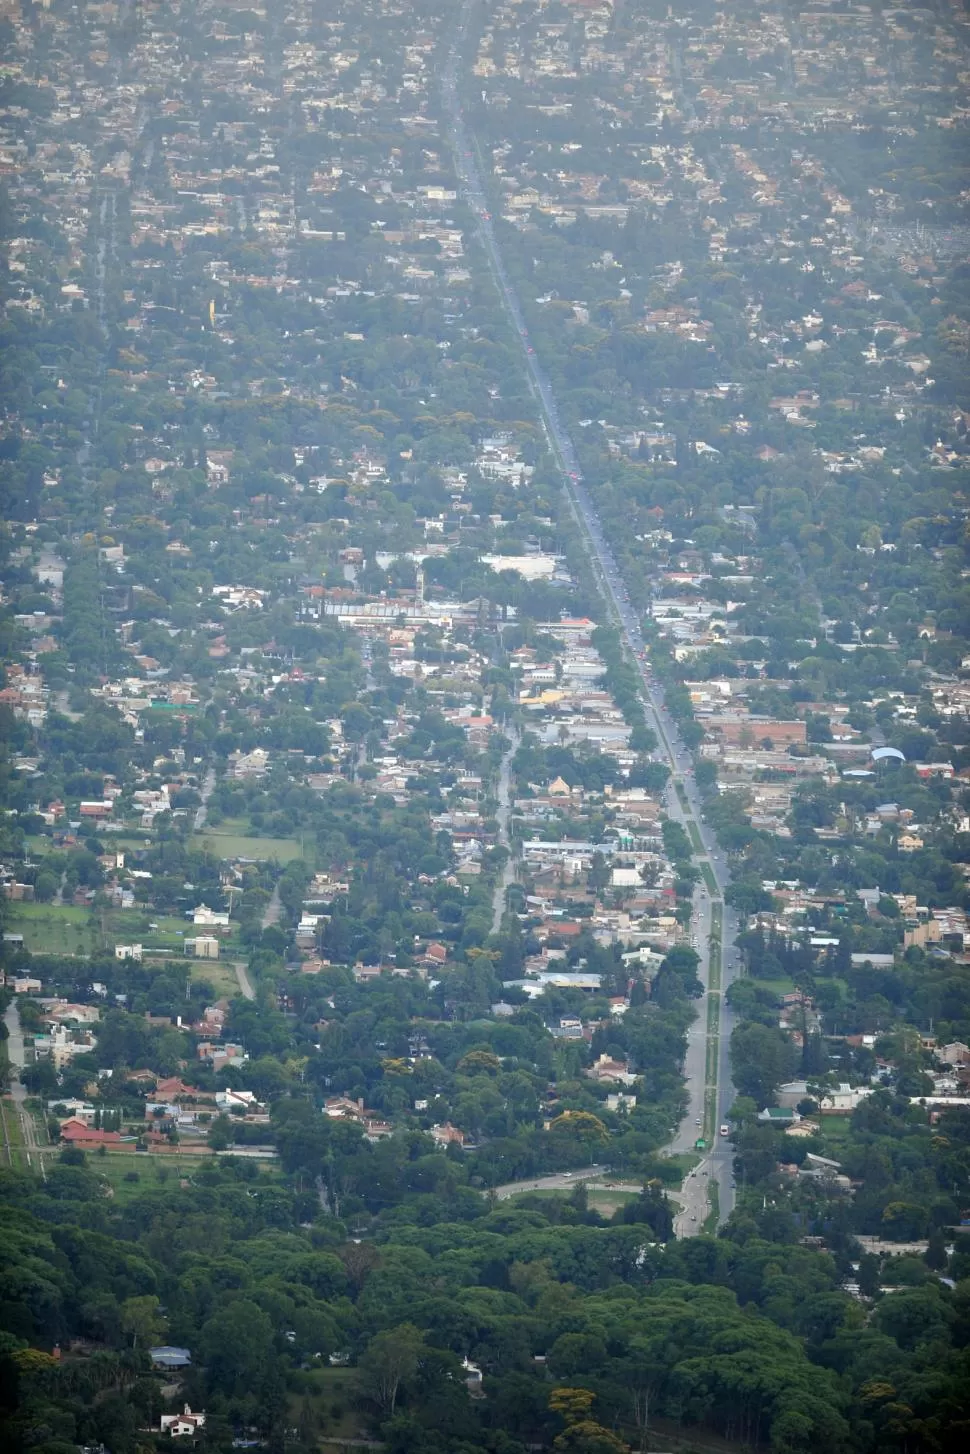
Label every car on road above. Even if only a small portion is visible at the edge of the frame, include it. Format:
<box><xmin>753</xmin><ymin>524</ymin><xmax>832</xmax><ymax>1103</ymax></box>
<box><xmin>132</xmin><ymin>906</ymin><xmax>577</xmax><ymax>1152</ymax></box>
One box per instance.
<box><xmin>695</xmin><ymin>1117</ymin><xmax>702</xmax><ymax>1126</ymax></box>
<box><xmin>719</xmin><ymin>1124</ymin><xmax>730</xmax><ymax>1137</ymax></box>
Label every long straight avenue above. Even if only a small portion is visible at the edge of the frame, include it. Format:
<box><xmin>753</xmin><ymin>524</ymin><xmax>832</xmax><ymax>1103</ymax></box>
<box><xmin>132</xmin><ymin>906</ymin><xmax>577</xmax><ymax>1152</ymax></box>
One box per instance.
<box><xmin>443</xmin><ymin>9</ymin><xmax>738</xmax><ymax>1232</ymax></box>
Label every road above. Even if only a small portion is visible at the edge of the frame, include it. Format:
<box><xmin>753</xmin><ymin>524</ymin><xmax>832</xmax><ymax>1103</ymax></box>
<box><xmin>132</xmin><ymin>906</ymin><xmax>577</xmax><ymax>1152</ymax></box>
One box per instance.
<box><xmin>4</xmin><ymin>998</ymin><xmax>47</xmax><ymax>1178</ymax></box>
<box><xmin>490</xmin><ymin>726</ymin><xmax>519</xmax><ymax>935</ymax></box>
<box><xmin>491</xmin><ymin>1165</ymin><xmax>607</xmax><ymax>1199</ymax></box>
<box><xmin>231</xmin><ymin>961</ymin><xmax>255</xmax><ymax>1000</ymax></box>
<box><xmin>261</xmin><ymin>880</ymin><xmax>281</xmax><ymax>930</ymax></box>
<box><xmin>193</xmin><ymin>767</ymin><xmax>216</xmax><ymax>832</ymax></box>
<box><xmin>443</xmin><ymin>10</ymin><xmax>737</xmax><ymax>1230</ymax></box>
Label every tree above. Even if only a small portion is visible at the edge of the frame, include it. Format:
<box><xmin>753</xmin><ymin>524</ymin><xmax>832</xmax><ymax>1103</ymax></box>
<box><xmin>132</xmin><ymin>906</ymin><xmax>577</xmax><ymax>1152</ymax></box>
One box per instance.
<box><xmin>549</xmin><ymin>1388</ymin><xmax>629</xmax><ymax>1454</ymax></box>
<box><xmin>119</xmin><ymin>1295</ymin><xmax>165</xmax><ymax>1350</ymax></box>
<box><xmin>200</xmin><ymin>1300</ymin><xmax>275</xmax><ymax>1396</ymax></box>
<box><xmin>208</xmin><ymin>1114</ymin><xmax>235</xmax><ymax>1151</ymax></box>
<box><xmin>357</xmin><ymin>1323</ymin><xmax>424</xmax><ymax>1417</ymax></box>
<box><xmin>730</xmin><ymin>1021</ymin><xmax>797</xmax><ymax>1106</ymax></box>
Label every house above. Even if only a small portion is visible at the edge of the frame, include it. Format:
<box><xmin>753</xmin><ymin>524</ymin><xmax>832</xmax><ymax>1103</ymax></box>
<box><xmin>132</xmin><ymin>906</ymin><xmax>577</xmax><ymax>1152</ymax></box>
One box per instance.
<box><xmin>323</xmin><ymin>1095</ymin><xmax>369</xmax><ymax>1120</ymax></box>
<box><xmin>550</xmin><ymin>1015</ymin><xmax>585</xmax><ymax>1040</ymax></box>
<box><xmin>463</xmin><ymin>1357</ymin><xmax>484</xmax><ymax>1396</ymax></box>
<box><xmin>115</xmin><ymin>943</ymin><xmax>143</xmax><ymax>962</ymax></box>
<box><xmin>10</xmin><ymin>976</ymin><xmax>43</xmax><ymax>994</ymax></box>
<box><xmin>191</xmin><ymin>903</ymin><xmax>231</xmax><ymax>931</ymax></box>
<box><xmin>59</xmin><ymin>1118</ymin><xmax>123</xmax><ymax>1148</ymax></box>
<box><xmin>585</xmin><ymin>1053</ymin><xmax>637</xmax><ymax>1086</ymax></box>
<box><xmin>154</xmin><ymin>1076</ymin><xmax>211</xmax><ymax>1103</ymax></box>
<box><xmin>430</xmin><ymin>1122</ymin><xmax>465</xmax><ymax>1148</ymax></box>
<box><xmin>186</xmin><ymin>936</ymin><xmax>220</xmax><ymax>959</ymax></box>
<box><xmin>196</xmin><ymin>1041</ymin><xmax>247</xmax><ymax>1071</ymax></box>
<box><xmin>150</xmin><ymin>1347</ymin><xmax>193</xmax><ymax>1372</ymax></box>
<box><xmin>46</xmin><ymin>1099</ymin><xmax>97</xmax><ymax>1123</ymax></box>
<box><xmin>757</xmin><ymin>1106</ymin><xmax>800</xmax><ymax>1126</ymax></box>
<box><xmin>38</xmin><ymin>1025</ymin><xmax>98</xmax><ymax>1070</ymax></box>
<box><xmin>160</xmin><ymin>1406</ymin><xmax>206</xmax><ymax>1437</ymax></box>
<box><xmin>215</xmin><ymin>1088</ymin><xmax>262</xmax><ymax>1115</ymax></box>
<box><xmin>819</xmin><ymin>1084</ymin><xmax>873</xmax><ymax>1114</ymax></box>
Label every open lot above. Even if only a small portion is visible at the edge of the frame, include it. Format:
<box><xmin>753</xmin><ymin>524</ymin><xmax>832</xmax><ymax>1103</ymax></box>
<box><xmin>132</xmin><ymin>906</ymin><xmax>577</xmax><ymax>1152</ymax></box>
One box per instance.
<box><xmin>8</xmin><ymin>903</ymin><xmax>99</xmax><ymax>956</ymax></box>
<box><xmin>288</xmin><ymin>1366</ymin><xmax>368</xmax><ymax>1447</ymax></box>
<box><xmin>6</xmin><ymin>903</ymin><xmax>246</xmax><ymax>980</ymax></box>
<box><xmin>191</xmin><ymin>831</ymin><xmax>306</xmax><ymax>862</ymax></box>
<box><xmin>184</xmin><ymin>957</ymin><xmax>239</xmax><ymax>998</ymax></box>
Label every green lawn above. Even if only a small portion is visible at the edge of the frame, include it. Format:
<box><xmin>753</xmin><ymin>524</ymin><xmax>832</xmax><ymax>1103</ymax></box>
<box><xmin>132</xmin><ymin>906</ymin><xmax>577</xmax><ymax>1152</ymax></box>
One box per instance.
<box><xmin>8</xmin><ymin>903</ymin><xmax>99</xmax><ymax>956</ymax></box>
<box><xmin>186</xmin><ymin>958</ymin><xmax>239</xmax><ymax>998</ymax></box>
<box><xmin>662</xmin><ymin>1151</ymin><xmax>702</xmax><ymax>1182</ymax></box>
<box><xmin>191</xmin><ymin>831</ymin><xmax>306</xmax><ymax>862</ymax></box>
<box><xmin>1</xmin><ymin>1099</ymin><xmax>25</xmax><ymax>1169</ymax></box>
<box><xmin>747</xmin><ymin>972</ymin><xmax>797</xmax><ymax>998</ymax></box>
<box><xmin>703</xmin><ymin>1177</ymin><xmax>720</xmax><ymax>1235</ymax></box>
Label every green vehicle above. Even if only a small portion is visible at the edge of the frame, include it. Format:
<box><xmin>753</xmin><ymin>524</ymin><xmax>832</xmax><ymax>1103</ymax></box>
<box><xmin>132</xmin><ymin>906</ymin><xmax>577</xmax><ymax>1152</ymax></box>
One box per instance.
<box><xmin>694</xmin><ymin>1137</ymin><xmax>706</xmax><ymax>1151</ymax></box>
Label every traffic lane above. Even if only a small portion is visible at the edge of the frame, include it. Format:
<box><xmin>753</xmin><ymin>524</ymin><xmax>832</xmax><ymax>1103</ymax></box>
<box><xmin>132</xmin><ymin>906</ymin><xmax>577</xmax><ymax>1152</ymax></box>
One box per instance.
<box><xmin>674</xmin><ymin>1158</ymin><xmax>711</xmax><ymax>1235</ymax></box>
<box><xmin>491</xmin><ymin>1165</ymin><xmax>609</xmax><ymax>1199</ymax></box>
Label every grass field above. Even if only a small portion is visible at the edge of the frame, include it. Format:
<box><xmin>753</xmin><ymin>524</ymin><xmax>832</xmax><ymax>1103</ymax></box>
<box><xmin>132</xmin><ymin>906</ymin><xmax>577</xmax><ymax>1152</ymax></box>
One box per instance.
<box><xmin>8</xmin><ymin>903</ymin><xmax>99</xmax><ymax>956</ymax></box>
<box><xmin>186</xmin><ymin>957</ymin><xmax>239</xmax><ymax>997</ymax></box>
<box><xmin>745</xmin><ymin>972</ymin><xmax>796</xmax><ymax>998</ymax></box>
<box><xmin>191</xmin><ymin>831</ymin><xmax>305</xmax><ymax>862</ymax></box>
<box><xmin>81</xmin><ymin>1147</ymin><xmax>280</xmax><ymax>1202</ymax></box>
<box><xmin>506</xmin><ymin>1184</ymin><xmax>639</xmax><ymax>1217</ymax></box>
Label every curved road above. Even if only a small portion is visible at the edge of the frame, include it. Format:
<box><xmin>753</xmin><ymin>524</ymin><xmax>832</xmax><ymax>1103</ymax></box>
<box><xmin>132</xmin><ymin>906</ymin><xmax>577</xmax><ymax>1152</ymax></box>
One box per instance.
<box><xmin>443</xmin><ymin>10</ymin><xmax>738</xmax><ymax>1231</ymax></box>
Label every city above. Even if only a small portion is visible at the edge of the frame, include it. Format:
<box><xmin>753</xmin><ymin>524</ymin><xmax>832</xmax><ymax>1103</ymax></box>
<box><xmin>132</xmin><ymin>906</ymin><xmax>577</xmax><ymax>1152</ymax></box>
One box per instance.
<box><xmin>1</xmin><ymin>2</ymin><xmax>969</xmax><ymax>1452</ymax></box>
